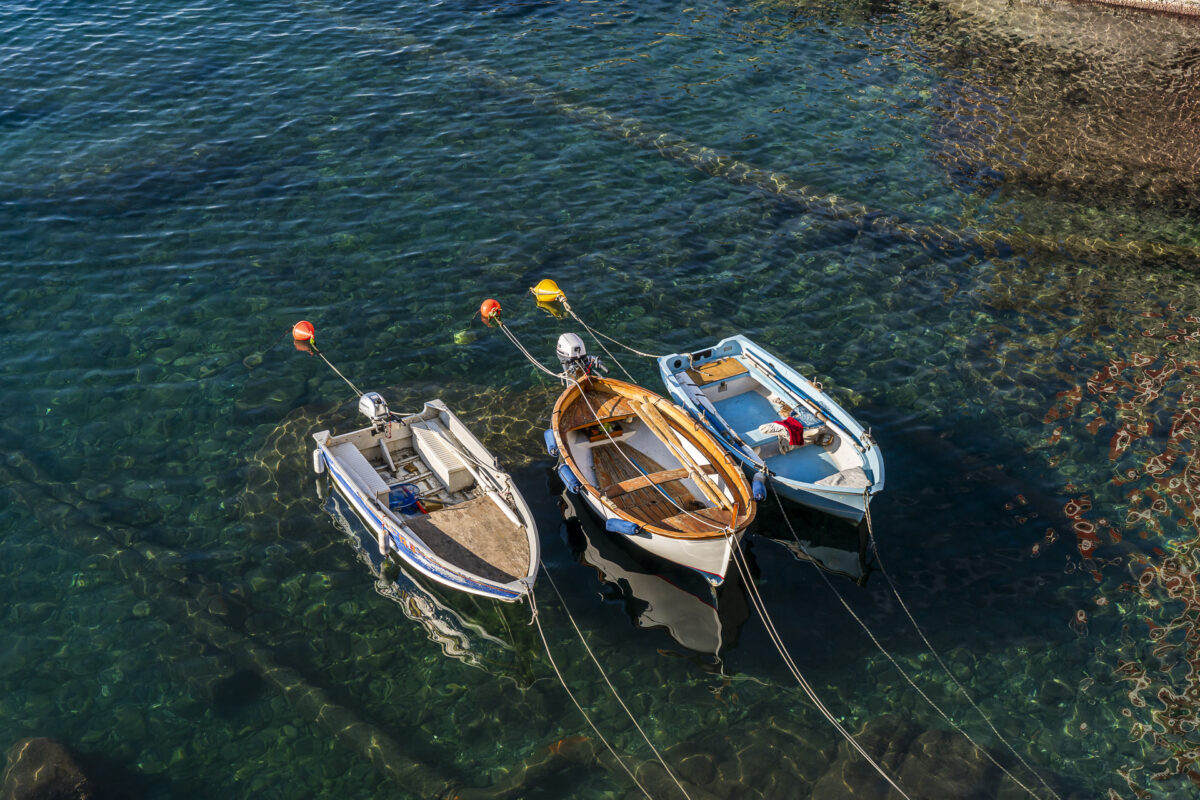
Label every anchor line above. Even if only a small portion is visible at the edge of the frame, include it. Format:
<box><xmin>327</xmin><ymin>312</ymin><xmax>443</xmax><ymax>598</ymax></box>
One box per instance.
<box><xmin>526</xmin><ymin>590</ymin><xmax>654</xmax><ymax>799</ymax></box>
<box><xmin>722</xmin><ymin>524</ymin><xmax>914</xmax><ymax>799</ymax></box>
<box><xmin>855</xmin><ymin>495</ymin><xmax>1063</xmax><ymax>800</ymax></box>
<box><xmin>312</xmin><ymin>343</ymin><xmax>365</xmax><ymax>398</ymax></box>
<box><xmin>762</xmin><ymin>480</ymin><xmax>1058</xmax><ymax>800</ymax></box>
<box><xmin>562</xmin><ymin>298</ymin><xmax>665</xmax><ymax>364</ymax></box>
<box><xmin>541</xmin><ymin>565</ymin><xmax>694</xmax><ymax>800</ymax></box>
<box><xmin>494</xmin><ymin>320</ymin><xmax>912</xmax><ymax>797</ymax></box>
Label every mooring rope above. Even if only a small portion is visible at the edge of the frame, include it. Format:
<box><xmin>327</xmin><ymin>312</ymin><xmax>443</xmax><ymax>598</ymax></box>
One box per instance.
<box><xmin>562</xmin><ymin>299</ymin><xmax>667</xmax><ymax>362</ymax></box>
<box><xmin>856</xmin><ymin>496</ymin><xmax>1063</xmax><ymax>800</ymax></box>
<box><xmin>541</xmin><ymin>566</ymin><xmax>694</xmax><ymax>800</ymax></box>
<box><xmin>527</xmin><ymin>590</ymin><xmax>654</xmax><ymax>799</ymax></box>
<box><xmin>311</xmin><ymin>343</ymin><xmax>365</xmax><ymax>398</ymax></box>
<box><xmin>722</xmin><ymin>525</ymin><xmax>914</xmax><ymax>799</ymax></box>
<box><xmin>758</xmin><ymin>479</ymin><xmax>1060</xmax><ymax>796</ymax></box>
<box><xmin>496</xmin><ymin>318</ymin><xmax>911</xmax><ymax>795</ymax></box>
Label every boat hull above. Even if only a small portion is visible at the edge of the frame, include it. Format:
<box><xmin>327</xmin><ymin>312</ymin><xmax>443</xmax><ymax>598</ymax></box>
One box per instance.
<box><xmin>658</xmin><ymin>335</ymin><xmax>883</xmax><ymax>524</ymax></box>
<box><xmin>314</xmin><ymin>401</ymin><xmax>537</xmax><ymax>603</ymax></box>
<box><xmin>566</xmin><ymin>481</ymin><xmax>738</xmax><ymax>583</ymax></box>
<box><xmin>550</xmin><ymin>377</ymin><xmax>755</xmax><ymax>586</ymax></box>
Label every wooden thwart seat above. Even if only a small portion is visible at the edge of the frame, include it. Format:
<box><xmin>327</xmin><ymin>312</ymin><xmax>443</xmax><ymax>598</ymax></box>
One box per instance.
<box><xmin>658</xmin><ymin>506</ymin><xmax>735</xmax><ymax>535</ymax></box>
<box><xmin>591</xmin><ymin>442</ymin><xmax>702</xmax><ymax>525</ymax></box>
<box><xmin>603</xmin><ymin>465</ymin><xmax>717</xmax><ymax>499</ymax></box>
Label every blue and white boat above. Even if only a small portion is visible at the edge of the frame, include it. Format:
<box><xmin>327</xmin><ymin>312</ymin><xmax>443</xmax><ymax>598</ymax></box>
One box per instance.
<box><xmin>312</xmin><ymin>393</ymin><xmax>539</xmax><ymax>602</ymax></box>
<box><xmin>658</xmin><ymin>335</ymin><xmax>883</xmax><ymax>522</ymax></box>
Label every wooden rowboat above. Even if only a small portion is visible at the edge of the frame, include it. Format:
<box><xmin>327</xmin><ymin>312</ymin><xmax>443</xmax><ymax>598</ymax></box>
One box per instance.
<box><xmin>547</xmin><ymin>375</ymin><xmax>756</xmax><ymax>585</ymax></box>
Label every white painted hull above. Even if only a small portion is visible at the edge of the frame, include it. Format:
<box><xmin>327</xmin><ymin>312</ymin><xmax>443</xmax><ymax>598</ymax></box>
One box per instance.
<box><xmin>570</xmin><ymin>483</ymin><xmax>741</xmax><ymax>584</ymax></box>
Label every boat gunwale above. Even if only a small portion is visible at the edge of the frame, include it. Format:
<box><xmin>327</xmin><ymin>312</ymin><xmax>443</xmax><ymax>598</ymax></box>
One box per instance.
<box><xmin>552</xmin><ymin>376</ymin><xmax>756</xmax><ymax>540</ymax></box>
<box><xmin>314</xmin><ymin>402</ymin><xmax>538</xmax><ymax>601</ymax></box>
<box><xmin>658</xmin><ymin>334</ymin><xmax>885</xmax><ymax>498</ymax></box>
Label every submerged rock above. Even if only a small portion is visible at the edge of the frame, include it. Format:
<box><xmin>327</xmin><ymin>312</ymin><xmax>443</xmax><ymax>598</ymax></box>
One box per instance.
<box><xmin>0</xmin><ymin>737</ymin><xmax>94</xmax><ymax>800</ymax></box>
<box><xmin>809</xmin><ymin>714</ymin><xmax>1046</xmax><ymax>800</ymax></box>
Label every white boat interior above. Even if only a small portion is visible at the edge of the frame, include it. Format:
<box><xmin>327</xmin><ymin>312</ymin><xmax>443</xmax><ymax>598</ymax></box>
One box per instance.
<box><xmin>685</xmin><ymin>359</ymin><xmax>869</xmax><ymax>488</ymax></box>
<box><xmin>319</xmin><ymin>401</ymin><xmax>533</xmax><ymax>585</ymax></box>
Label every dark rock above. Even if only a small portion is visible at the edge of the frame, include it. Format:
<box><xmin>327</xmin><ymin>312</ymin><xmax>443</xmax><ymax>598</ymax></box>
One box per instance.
<box><xmin>1</xmin><ymin>737</ymin><xmax>93</xmax><ymax>800</ymax></box>
<box><xmin>811</xmin><ymin>715</ymin><xmax>1011</xmax><ymax>800</ymax></box>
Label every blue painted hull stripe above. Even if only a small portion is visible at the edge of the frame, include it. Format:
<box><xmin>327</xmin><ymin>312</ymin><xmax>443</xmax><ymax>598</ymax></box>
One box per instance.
<box><xmin>322</xmin><ymin>451</ymin><xmax>521</xmax><ymax>601</ymax></box>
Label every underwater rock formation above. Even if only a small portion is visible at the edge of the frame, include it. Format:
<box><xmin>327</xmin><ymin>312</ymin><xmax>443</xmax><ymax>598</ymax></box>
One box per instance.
<box><xmin>926</xmin><ymin>0</ymin><xmax>1200</xmax><ymax>213</ymax></box>
<box><xmin>807</xmin><ymin>714</ymin><xmax>1033</xmax><ymax>800</ymax></box>
<box><xmin>0</xmin><ymin>738</ymin><xmax>93</xmax><ymax>800</ymax></box>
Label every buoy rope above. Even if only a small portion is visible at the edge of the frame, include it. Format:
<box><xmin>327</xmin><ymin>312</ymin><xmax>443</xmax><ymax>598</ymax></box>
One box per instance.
<box><xmin>857</xmin><ymin>495</ymin><xmax>1062</xmax><ymax>800</ymax></box>
<box><xmin>312</xmin><ymin>343</ymin><xmax>365</xmax><ymax>398</ymax></box>
<box><xmin>559</xmin><ymin>299</ymin><xmax>639</xmax><ymax>382</ymax></box>
<box><xmin>527</xmin><ymin>590</ymin><xmax>654</xmax><ymax>799</ymax></box>
<box><xmin>541</xmin><ymin>565</ymin><xmax>693</xmax><ymax>799</ymax></box>
<box><xmin>721</xmin><ymin>524</ymin><xmax>914</xmax><ymax>799</ymax></box>
<box><xmin>497</xmin><ymin>320</ymin><xmax>728</xmax><ymax>532</ymax></box>
<box><xmin>562</xmin><ymin>300</ymin><xmax>666</xmax><ymax>361</ymax></box>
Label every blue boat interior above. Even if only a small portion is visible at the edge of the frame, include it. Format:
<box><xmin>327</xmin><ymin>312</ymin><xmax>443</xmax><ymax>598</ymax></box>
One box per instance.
<box><xmin>711</xmin><ymin>390</ymin><xmax>840</xmax><ymax>483</ymax></box>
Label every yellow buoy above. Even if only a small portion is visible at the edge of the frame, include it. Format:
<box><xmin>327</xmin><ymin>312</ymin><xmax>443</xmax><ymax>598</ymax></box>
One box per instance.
<box><xmin>530</xmin><ymin>279</ymin><xmax>565</xmax><ymax>304</ymax></box>
<box><xmin>534</xmin><ymin>298</ymin><xmax>566</xmax><ymax>319</ymax></box>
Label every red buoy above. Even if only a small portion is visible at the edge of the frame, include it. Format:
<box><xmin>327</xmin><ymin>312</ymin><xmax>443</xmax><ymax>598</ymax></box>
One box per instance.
<box><xmin>480</xmin><ymin>299</ymin><xmax>502</xmax><ymax>327</ymax></box>
<box><xmin>292</xmin><ymin>320</ymin><xmax>315</xmax><ymax>342</ymax></box>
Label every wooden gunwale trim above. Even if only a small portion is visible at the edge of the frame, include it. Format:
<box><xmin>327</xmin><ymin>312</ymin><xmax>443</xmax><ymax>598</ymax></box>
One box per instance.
<box><xmin>552</xmin><ymin>378</ymin><xmax>756</xmax><ymax>539</ymax></box>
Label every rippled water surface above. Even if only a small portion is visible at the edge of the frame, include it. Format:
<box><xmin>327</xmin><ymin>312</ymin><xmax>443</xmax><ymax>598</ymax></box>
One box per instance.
<box><xmin>3</xmin><ymin>0</ymin><xmax>1200</xmax><ymax>797</ymax></box>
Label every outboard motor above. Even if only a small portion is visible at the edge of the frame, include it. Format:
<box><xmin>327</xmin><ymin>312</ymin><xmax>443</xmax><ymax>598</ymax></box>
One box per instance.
<box><xmin>556</xmin><ymin>333</ymin><xmax>605</xmax><ymax>382</ymax></box>
<box><xmin>358</xmin><ymin>391</ymin><xmax>390</xmax><ymax>433</ymax></box>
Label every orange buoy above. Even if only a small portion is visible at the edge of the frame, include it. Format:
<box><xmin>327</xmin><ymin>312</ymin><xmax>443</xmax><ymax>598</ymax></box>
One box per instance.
<box><xmin>480</xmin><ymin>299</ymin><xmax>502</xmax><ymax>327</ymax></box>
<box><xmin>292</xmin><ymin>320</ymin><xmax>315</xmax><ymax>342</ymax></box>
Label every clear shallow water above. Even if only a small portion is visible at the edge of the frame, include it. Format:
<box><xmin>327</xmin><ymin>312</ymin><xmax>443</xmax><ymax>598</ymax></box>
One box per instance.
<box><xmin>3</xmin><ymin>0</ymin><xmax>1200</xmax><ymax>797</ymax></box>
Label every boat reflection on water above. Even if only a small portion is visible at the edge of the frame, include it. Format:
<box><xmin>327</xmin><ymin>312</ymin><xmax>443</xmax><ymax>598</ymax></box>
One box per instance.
<box><xmin>558</xmin><ymin>489</ymin><xmax>752</xmax><ymax>669</ymax></box>
<box><xmin>322</xmin><ymin>486</ymin><xmax>532</xmax><ymax>677</ymax></box>
<box><xmin>753</xmin><ymin>499</ymin><xmax>874</xmax><ymax>587</ymax></box>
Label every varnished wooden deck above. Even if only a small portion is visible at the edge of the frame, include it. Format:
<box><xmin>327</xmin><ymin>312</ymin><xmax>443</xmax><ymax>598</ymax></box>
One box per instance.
<box><xmin>405</xmin><ymin>496</ymin><xmax>530</xmax><ymax>584</ymax></box>
<box><xmin>592</xmin><ymin>442</ymin><xmax>708</xmax><ymax>529</ymax></box>
<box><xmin>559</xmin><ymin>387</ymin><xmax>635</xmax><ymax>431</ymax></box>
<box><xmin>686</xmin><ymin>357</ymin><xmax>748</xmax><ymax>386</ymax></box>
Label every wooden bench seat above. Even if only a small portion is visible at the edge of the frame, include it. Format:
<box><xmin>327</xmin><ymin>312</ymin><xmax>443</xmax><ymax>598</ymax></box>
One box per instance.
<box><xmin>603</xmin><ymin>465</ymin><xmax>718</xmax><ymax>499</ymax></box>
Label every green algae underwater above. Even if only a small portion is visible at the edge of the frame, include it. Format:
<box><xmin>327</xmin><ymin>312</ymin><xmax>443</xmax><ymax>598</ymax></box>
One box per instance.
<box><xmin>2</xmin><ymin>0</ymin><xmax>1200</xmax><ymax>798</ymax></box>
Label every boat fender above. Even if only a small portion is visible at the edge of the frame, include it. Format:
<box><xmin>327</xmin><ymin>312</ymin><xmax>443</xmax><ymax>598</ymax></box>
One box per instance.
<box><xmin>605</xmin><ymin>518</ymin><xmax>642</xmax><ymax>537</ymax></box>
<box><xmin>556</xmin><ymin>463</ymin><xmax>583</xmax><ymax>494</ymax></box>
<box><xmin>543</xmin><ymin>429</ymin><xmax>560</xmax><ymax>458</ymax></box>
<box><xmin>313</xmin><ymin>449</ymin><xmax>325</xmax><ymax>475</ymax></box>
<box><xmin>752</xmin><ymin>470</ymin><xmax>767</xmax><ymax>502</ymax></box>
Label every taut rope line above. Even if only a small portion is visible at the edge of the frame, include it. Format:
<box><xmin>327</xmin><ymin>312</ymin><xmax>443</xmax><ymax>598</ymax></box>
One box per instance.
<box><xmin>526</xmin><ymin>590</ymin><xmax>654</xmax><ymax>799</ymax></box>
<box><xmin>765</xmin><ymin>482</ymin><xmax>1059</xmax><ymax>800</ymax></box>
<box><xmin>857</xmin><ymin>497</ymin><xmax>1062</xmax><ymax>799</ymax></box>
<box><xmin>722</xmin><ymin>525</ymin><xmax>914</xmax><ymax>799</ymax></box>
<box><xmin>541</xmin><ymin>566</ymin><xmax>694</xmax><ymax>800</ymax></box>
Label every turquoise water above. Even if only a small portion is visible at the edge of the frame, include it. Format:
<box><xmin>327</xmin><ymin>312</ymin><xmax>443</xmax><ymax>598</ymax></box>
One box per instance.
<box><xmin>3</xmin><ymin>0</ymin><xmax>1200</xmax><ymax>797</ymax></box>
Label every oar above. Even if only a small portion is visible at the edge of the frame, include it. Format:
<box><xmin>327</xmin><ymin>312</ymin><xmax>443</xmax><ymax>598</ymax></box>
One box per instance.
<box><xmin>633</xmin><ymin>400</ymin><xmax>730</xmax><ymax>511</ymax></box>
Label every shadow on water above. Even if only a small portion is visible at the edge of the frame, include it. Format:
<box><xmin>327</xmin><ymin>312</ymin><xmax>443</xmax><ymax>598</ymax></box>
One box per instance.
<box><xmin>557</xmin><ymin>485</ymin><xmax>754</xmax><ymax>672</ymax></box>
